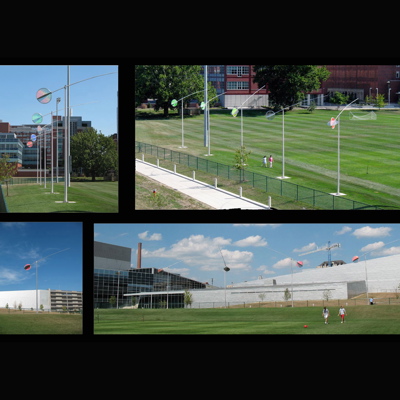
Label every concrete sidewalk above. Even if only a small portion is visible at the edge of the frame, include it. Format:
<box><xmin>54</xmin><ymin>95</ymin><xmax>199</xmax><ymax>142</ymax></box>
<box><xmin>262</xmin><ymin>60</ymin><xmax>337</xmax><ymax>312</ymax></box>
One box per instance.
<box><xmin>135</xmin><ymin>159</ymin><xmax>271</xmax><ymax>210</ymax></box>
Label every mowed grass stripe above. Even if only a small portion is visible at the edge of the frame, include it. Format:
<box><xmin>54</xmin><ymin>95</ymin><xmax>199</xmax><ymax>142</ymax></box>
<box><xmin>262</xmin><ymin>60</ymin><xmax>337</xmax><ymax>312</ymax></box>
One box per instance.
<box><xmin>136</xmin><ymin>109</ymin><xmax>400</xmax><ymax>208</ymax></box>
<box><xmin>94</xmin><ymin>305</ymin><xmax>400</xmax><ymax>335</ymax></box>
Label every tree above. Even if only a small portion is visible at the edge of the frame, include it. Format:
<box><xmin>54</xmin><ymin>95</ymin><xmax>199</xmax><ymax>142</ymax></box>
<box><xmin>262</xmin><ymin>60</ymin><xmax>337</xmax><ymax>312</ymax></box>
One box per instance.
<box><xmin>370</xmin><ymin>93</ymin><xmax>387</xmax><ymax>109</ymax></box>
<box><xmin>322</xmin><ymin>289</ymin><xmax>332</xmax><ymax>301</ymax></box>
<box><xmin>253</xmin><ymin>65</ymin><xmax>330</xmax><ymax>110</ymax></box>
<box><xmin>109</xmin><ymin>296</ymin><xmax>116</xmax><ymax>308</ymax></box>
<box><xmin>283</xmin><ymin>288</ymin><xmax>291</xmax><ymax>302</ymax></box>
<box><xmin>0</xmin><ymin>154</ymin><xmax>19</xmax><ymax>196</ymax></box>
<box><xmin>135</xmin><ymin>65</ymin><xmax>217</xmax><ymax>117</ymax></box>
<box><xmin>233</xmin><ymin>146</ymin><xmax>251</xmax><ymax>182</ymax></box>
<box><xmin>184</xmin><ymin>290</ymin><xmax>193</xmax><ymax>308</ymax></box>
<box><xmin>71</xmin><ymin>128</ymin><xmax>118</xmax><ymax>181</ymax></box>
<box><xmin>330</xmin><ymin>91</ymin><xmax>349</xmax><ymax>109</ymax></box>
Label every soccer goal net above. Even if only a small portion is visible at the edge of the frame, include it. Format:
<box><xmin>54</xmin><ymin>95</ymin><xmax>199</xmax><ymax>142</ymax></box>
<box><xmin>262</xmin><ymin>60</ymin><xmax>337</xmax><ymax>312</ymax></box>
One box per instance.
<box><xmin>349</xmin><ymin>111</ymin><xmax>377</xmax><ymax>120</ymax></box>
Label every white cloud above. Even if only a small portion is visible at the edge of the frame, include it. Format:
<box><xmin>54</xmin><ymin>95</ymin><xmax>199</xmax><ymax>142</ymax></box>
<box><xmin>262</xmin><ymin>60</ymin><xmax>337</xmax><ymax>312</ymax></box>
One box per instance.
<box><xmin>138</xmin><ymin>231</ymin><xmax>162</xmax><ymax>241</ymax></box>
<box><xmin>0</xmin><ymin>267</ymin><xmax>29</xmax><ymax>286</ymax></box>
<box><xmin>360</xmin><ymin>241</ymin><xmax>385</xmax><ymax>253</ymax></box>
<box><xmin>293</xmin><ymin>242</ymin><xmax>317</xmax><ymax>253</ymax></box>
<box><xmin>335</xmin><ymin>226</ymin><xmax>352</xmax><ymax>235</ymax></box>
<box><xmin>352</xmin><ymin>226</ymin><xmax>392</xmax><ymax>239</ymax></box>
<box><xmin>256</xmin><ymin>265</ymin><xmax>276</xmax><ymax>275</ymax></box>
<box><xmin>272</xmin><ymin>257</ymin><xmax>293</xmax><ymax>269</ymax></box>
<box><xmin>375</xmin><ymin>246</ymin><xmax>400</xmax><ymax>256</ymax></box>
<box><xmin>234</xmin><ymin>235</ymin><xmax>267</xmax><ymax>247</ymax></box>
<box><xmin>143</xmin><ymin>234</ymin><xmax>252</xmax><ymax>272</ymax></box>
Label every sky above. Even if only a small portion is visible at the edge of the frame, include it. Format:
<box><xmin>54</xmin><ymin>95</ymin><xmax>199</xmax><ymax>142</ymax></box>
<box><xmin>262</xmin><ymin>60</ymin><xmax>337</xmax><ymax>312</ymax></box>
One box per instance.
<box><xmin>94</xmin><ymin>223</ymin><xmax>400</xmax><ymax>287</ymax></box>
<box><xmin>0</xmin><ymin>65</ymin><xmax>118</xmax><ymax>136</ymax></box>
<box><xmin>0</xmin><ymin>222</ymin><xmax>82</xmax><ymax>292</ymax></box>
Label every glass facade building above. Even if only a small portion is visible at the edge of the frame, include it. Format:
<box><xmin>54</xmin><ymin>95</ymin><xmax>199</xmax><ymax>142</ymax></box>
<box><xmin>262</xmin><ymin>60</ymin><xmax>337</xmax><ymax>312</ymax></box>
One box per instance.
<box><xmin>94</xmin><ymin>241</ymin><xmax>206</xmax><ymax>309</ymax></box>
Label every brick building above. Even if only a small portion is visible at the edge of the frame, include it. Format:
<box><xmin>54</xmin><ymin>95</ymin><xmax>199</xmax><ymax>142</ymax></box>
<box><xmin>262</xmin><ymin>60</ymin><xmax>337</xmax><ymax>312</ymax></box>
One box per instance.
<box><xmin>203</xmin><ymin>65</ymin><xmax>400</xmax><ymax>108</ymax></box>
<box><xmin>322</xmin><ymin>65</ymin><xmax>400</xmax><ymax>104</ymax></box>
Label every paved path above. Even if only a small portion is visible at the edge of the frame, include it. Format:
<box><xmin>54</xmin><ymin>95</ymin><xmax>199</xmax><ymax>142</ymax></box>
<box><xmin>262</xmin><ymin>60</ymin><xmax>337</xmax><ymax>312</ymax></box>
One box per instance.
<box><xmin>135</xmin><ymin>159</ymin><xmax>271</xmax><ymax>210</ymax></box>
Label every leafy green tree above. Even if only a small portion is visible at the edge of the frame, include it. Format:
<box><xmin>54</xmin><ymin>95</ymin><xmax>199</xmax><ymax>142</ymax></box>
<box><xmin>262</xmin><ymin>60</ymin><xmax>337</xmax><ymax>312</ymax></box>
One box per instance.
<box><xmin>135</xmin><ymin>65</ymin><xmax>216</xmax><ymax>117</ymax></box>
<box><xmin>283</xmin><ymin>288</ymin><xmax>291</xmax><ymax>302</ymax></box>
<box><xmin>184</xmin><ymin>290</ymin><xmax>193</xmax><ymax>308</ymax></box>
<box><xmin>0</xmin><ymin>154</ymin><xmax>19</xmax><ymax>196</ymax></box>
<box><xmin>253</xmin><ymin>65</ymin><xmax>330</xmax><ymax>110</ymax></box>
<box><xmin>233</xmin><ymin>146</ymin><xmax>251</xmax><ymax>182</ymax></box>
<box><xmin>330</xmin><ymin>91</ymin><xmax>349</xmax><ymax>109</ymax></box>
<box><xmin>71</xmin><ymin>128</ymin><xmax>118</xmax><ymax>181</ymax></box>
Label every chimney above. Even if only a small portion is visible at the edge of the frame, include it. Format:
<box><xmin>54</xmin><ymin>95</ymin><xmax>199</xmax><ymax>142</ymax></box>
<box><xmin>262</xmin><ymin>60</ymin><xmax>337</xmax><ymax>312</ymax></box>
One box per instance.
<box><xmin>137</xmin><ymin>242</ymin><xmax>142</xmax><ymax>269</ymax></box>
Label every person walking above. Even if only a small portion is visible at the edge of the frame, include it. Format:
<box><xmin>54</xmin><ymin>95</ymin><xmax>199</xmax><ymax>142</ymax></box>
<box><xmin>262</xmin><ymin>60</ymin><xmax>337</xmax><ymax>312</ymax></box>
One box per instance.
<box><xmin>338</xmin><ymin>306</ymin><xmax>347</xmax><ymax>323</ymax></box>
<box><xmin>268</xmin><ymin>155</ymin><xmax>274</xmax><ymax>168</ymax></box>
<box><xmin>322</xmin><ymin>306</ymin><xmax>330</xmax><ymax>324</ymax></box>
<box><xmin>262</xmin><ymin>155</ymin><xmax>267</xmax><ymax>167</ymax></box>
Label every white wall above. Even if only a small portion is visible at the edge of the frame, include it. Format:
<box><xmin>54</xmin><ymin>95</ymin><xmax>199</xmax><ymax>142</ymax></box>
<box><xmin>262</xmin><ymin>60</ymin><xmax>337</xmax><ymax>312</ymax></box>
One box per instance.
<box><xmin>237</xmin><ymin>254</ymin><xmax>400</xmax><ymax>293</ymax></box>
<box><xmin>0</xmin><ymin>290</ymin><xmax>50</xmax><ymax>311</ymax></box>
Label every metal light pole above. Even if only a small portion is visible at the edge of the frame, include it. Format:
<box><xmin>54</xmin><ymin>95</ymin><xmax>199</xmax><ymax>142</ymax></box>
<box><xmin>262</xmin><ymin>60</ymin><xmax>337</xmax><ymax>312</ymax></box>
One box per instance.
<box><xmin>36</xmin><ymin>68</ymin><xmax>117</xmax><ymax>204</ymax></box>
<box><xmin>203</xmin><ymin>91</ymin><xmax>228</xmax><ymax>156</ymax></box>
<box><xmin>171</xmin><ymin>90</ymin><xmax>204</xmax><ymax>148</ymax></box>
<box><xmin>328</xmin><ymin>98</ymin><xmax>358</xmax><ymax>196</ymax></box>
<box><xmin>56</xmin><ymin>97</ymin><xmax>61</xmax><ymax>182</ymax></box>
<box><xmin>25</xmin><ymin>248</ymin><xmax>70</xmax><ymax>313</ymax></box>
<box><xmin>204</xmin><ymin>65</ymin><xmax>208</xmax><ymax>147</ymax></box>
<box><xmin>238</xmin><ymin>85</ymin><xmax>266</xmax><ymax>147</ymax></box>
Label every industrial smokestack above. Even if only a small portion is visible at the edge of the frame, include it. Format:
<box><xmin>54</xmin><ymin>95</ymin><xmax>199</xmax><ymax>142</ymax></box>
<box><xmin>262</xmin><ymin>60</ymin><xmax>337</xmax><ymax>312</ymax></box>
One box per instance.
<box><xmin>137</xmin><ymin>243</ymin><xmax>142</xmax><ymax>269</ymax></box>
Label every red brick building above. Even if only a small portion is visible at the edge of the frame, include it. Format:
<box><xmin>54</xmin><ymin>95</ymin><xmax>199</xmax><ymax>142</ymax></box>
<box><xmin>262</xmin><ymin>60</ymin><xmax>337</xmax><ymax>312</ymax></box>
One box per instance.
<box><xmin>221</xmin><ymin>65</ymin><xmax>400</xmax><ymax>107</ymax></box>
<box><xmin>321</xmin><ymin>65</ymin><xmax>400</xmax><ymax>104</ymax></box>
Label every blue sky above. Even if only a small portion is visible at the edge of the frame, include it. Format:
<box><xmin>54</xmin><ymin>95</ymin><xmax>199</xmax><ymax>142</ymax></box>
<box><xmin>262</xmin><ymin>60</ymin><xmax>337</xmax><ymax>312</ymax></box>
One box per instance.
<box><xmin>0</xmin><ymin>65</ymin><xmax>118</xmax><ymax>136</ymax></box>
<box><xmin>0</xmin><ymin>222</ymin><xmax>82</xmax><ymax>291</ymax></box>
<box><xmin>94</xmin><ymin>223</ymin><xmax>400</xmax><ymax>287</ymax></box>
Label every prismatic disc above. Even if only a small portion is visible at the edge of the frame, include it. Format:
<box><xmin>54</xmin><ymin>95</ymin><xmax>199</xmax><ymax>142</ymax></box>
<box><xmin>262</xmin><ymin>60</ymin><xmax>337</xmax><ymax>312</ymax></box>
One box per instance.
<box><xmin>36</xmin><ymin>88</ymin><xmax>52</xmax><ymax>104</ymax></box>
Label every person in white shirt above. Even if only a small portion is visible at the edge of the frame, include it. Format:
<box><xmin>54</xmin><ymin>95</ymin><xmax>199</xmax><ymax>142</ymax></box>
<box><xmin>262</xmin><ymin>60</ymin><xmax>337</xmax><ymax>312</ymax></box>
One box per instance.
<box><xmin>338</xmin><ymin>306</ymin><xmax>347</xmax><ymax>323</ymax></box>
<box><xmin>322</xmin><ymin>307</ymin><xmax>330</xmax><ymax>324</ymax></box>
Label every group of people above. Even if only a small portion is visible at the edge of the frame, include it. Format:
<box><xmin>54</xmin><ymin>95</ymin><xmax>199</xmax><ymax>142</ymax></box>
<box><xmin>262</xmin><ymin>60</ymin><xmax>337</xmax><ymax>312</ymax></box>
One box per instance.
<box><xmin>322</xmin><ymin>306</ymin><xmax>347</xmax><ymax>324</ymax></box>
<box><xmin>262</xmin><ymin>155</ymin><xmax>274</xmax><ymax>168</ymax></box>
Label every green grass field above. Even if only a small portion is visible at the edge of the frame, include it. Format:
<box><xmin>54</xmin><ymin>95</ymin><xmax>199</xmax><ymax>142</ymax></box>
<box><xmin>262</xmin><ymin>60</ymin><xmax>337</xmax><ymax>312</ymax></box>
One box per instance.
<box><xmin>94</xmin><ymin>305</ymin><xmax>400</xmax><ymax>335</ymax></box>
<box><xmin>4</xmin><ymin>181</ymin><xmax>118</xmax><ymax>212</ymax></box>
<box><xmin>136</xmin><ymin>109</ymin><xmax>400</xmax><ymax>208</ymax></box>
<box><xmin>0</xmin><ymin>311</ymin><xmax>82</xmax><ymax>334</ymax></box>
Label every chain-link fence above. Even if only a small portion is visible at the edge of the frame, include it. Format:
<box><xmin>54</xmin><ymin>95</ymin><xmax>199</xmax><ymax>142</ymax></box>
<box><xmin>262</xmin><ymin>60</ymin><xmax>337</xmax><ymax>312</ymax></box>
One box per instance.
<box><xmin>136</xmin><ymin>141</ymin><xmax>381</xmax><ymax>210</ymax></box>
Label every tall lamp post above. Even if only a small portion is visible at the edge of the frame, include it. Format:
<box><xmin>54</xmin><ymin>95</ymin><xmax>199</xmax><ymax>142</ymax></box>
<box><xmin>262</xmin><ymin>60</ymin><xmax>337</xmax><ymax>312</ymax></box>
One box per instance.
<box><xmin>234</xmin><ymin>85</ymin><xmax>266</xmax><ymax>147</ymax></box>
<box><xmin>171</xmin><ymin>90</ymin><xmax>204</xmax><ymax>148</ymax></box>
<box><xmin>24</xmin><ymin>247</ymin><xmax>70</xmax><ymax>313</ymax></box>
<box><xmin>264</xmin><ymin>244</ymin><xmax>303</xmax><ymax>307</ymax></box>
<box><xmin>218</xmin><ymin>247</ymin><xmax>230</xmax><ymax>308</ymax></box>
<box><xmin>327</xmin><ymin>98</ymin><xmax>358</xmax><ymax>196</ymax></box>
<box><xmin>36</xmin><ymin>68</ymin><xmax>117</xmax><ymax>203</ymax></box>
<box><xmin>265</xmin><ymin>94</ymin><xmax>330</xmax><ymax>180</ymax></box>
<box><xmin>202</xmin><ymin>91</ymin><xmax>228</xmax><ymax>156</ymax></box>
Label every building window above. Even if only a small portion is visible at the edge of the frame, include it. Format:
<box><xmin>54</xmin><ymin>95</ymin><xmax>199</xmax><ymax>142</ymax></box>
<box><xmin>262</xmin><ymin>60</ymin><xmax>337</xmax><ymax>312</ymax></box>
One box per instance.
<box><xmin>227</xmin><ymin>81</ymin><xmax>249</xmax><ymax>90</ymax></box>
<box><xmin>227</xmin><ymin>66</ymin><xmax>249</xmax><ymax>76</ymax></box>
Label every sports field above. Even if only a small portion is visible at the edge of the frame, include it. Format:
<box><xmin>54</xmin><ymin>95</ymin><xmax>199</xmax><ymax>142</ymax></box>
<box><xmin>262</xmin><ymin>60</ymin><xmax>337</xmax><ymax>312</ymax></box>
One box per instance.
<box><xmin>135</xmin><ymin>109</ymin><xmax>400</xmax><ymax>208</ymax></box>
<box><xmin>0</xmin><ymin>310</ymin><xmax>82</xmax><ymax>334</ymax></box>
<box><xmin>4</xmin><ymin>181</ymin><xmax>118</xmax><ymax>212</ymax></box>
<box><xmin>94</xmin><ymin>305</ymin><xmax>400</xmax><ymax>335</ymax></box>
